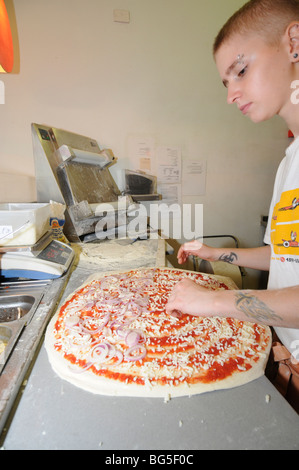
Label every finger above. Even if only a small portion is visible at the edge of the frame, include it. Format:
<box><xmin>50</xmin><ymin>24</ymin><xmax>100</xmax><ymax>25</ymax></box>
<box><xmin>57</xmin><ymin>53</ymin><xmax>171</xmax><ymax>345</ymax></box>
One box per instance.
<box><xmin>177</xmin><ymin>253</ymin><xmax>187</xmax><ymax>264</ymax></box>
<box><xmin>178</xmin><ymin>241</ymin><xmax>203</xmax><ymax>262</ymax></box>
<box><xmin>168</xmin><ymin>309</ymin><xmax>182</xmax><ymax>319</ymax></box>
<box><xmin>177</xmin><ymin>246</ymin><xmax>188</xmax><ymax>264</ymax></box>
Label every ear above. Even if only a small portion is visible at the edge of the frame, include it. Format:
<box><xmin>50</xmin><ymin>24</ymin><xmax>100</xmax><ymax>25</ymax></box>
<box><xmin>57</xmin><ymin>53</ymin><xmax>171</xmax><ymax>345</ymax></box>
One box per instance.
<box><xmin>286</xmin><ymin>22</ymin><xmax>299</xmax><ymax>62</ymax></box>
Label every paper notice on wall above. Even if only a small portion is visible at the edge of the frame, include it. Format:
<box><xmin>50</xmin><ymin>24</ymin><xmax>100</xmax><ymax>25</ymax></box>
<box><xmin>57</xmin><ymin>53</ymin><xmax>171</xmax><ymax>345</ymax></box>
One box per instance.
<box><xmin>156</xmin><ymin>185</ymin><xmax>181</xmax><ymax>220</ymax></box>
<box><xmin>127</xmin><ymin>136</ymin><xmax>156</xmax><ymax>174</ymax></box>
<box><xmin>182</xmin><ymin>160</ymin><xmax>207</xmax><ymax>196</ymax></box>
<box><xmin>156</xmin><ymin>146</ymin><xmax>181</xmax><ymax>184</ymax></box>
<box><xmin>157</xmin><ymin>183</ymin><xmax>181</xmax><ymax>207</ymax></box>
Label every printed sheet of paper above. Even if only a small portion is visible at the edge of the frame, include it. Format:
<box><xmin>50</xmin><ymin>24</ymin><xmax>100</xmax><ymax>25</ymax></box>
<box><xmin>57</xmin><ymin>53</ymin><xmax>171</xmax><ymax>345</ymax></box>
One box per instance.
<box><xmin>157</xmin><ymin>183</ymin><xmax>181</xmax><ymax>207</ymax></box>
<box><xmin>156</xmin><ymin>146</ymin><xmax>181</xmax><ymax>184</ymax></box>
<box><xmin>127</xmin><ymin>136</ymin><xmax>156</xmax><ymax>174</ymax></box>
<box><xmin>182</xmin><ymin>160</ymin><xmax>207</xmax><ymax>196</ymax></box>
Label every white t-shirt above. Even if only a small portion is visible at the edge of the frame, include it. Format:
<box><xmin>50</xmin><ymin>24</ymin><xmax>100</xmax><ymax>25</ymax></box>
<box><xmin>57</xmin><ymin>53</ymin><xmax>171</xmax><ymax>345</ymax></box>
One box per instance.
<box><xmin>264</xmin><ymin>137</ymin><xmax>299</xmax><ymax>354</ymax></box>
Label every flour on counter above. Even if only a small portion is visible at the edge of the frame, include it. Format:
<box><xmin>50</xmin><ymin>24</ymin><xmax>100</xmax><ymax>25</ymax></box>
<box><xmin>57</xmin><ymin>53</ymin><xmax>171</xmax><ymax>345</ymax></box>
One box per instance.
<box><xmin>72</xmin><ymin>239</ymin><xmax>163</xmax><ymax>271</ymax></box>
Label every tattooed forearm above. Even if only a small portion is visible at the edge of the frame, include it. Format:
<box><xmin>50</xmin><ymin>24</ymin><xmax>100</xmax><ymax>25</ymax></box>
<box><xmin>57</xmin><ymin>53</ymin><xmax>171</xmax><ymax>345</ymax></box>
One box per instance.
<box><xmin>218</xmin><ymin>252</ymin><xmax>238</xmax><ymax>264</ymax></box>
<box><xmin>235</xmin><ymin>292</ymin><xmax>283</xmax><ymax>324</ymax></box>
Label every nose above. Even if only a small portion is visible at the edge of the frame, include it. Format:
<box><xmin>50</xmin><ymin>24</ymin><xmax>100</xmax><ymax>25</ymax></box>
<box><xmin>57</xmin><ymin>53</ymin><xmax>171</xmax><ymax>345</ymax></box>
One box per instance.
<box><xmin>226</xmin><ymin>82</ymin><xmax>242</xmax><ymax>105</ymax></box>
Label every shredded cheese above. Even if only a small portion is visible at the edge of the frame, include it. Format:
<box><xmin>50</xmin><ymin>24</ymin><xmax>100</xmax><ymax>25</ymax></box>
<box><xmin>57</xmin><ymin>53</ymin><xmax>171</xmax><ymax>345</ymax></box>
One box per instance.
<box><xmin>52</xmin><ymin>268</ymin><xmax>271</xmax><ymax>390</ymax></box>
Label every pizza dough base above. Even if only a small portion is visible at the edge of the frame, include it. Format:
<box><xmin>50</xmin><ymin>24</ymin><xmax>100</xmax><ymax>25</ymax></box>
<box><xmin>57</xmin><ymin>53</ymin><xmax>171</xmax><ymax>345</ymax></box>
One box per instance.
<box><xmin>45</xmin><ymin>268</ymin><xmax>271</xmax><ymax>398</ymax></box>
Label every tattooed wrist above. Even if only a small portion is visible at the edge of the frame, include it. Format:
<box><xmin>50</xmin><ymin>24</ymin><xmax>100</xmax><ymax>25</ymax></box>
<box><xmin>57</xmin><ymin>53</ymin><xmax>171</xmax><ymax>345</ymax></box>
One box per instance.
<box><xmin>234</xmin><ymin>291</ymin><xmax>283</xmax><ymax>324</ymax></box>
<box><xmin>218</xmin><ymin>252</ymin><xmax>238</xmax><ymax>264</ymax></box>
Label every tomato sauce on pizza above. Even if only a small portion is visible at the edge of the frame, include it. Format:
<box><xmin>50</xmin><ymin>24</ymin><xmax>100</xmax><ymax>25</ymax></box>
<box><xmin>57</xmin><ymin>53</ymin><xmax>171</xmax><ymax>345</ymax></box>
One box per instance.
<box><xmin>45</xmin><ymin>268</ymin><xmax>271</xmax><ymax>397</ymax></box>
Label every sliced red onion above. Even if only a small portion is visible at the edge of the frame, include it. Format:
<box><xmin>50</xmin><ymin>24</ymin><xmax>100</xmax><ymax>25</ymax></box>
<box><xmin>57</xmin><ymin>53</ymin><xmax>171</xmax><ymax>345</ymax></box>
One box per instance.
<box><xmin>99</xmin><ymin>280</ymin><xmax>110</xmax><ymax>291</ymax></box>
<box><xmin>96</xmin><ymin>298</ymin><xmax>120</xmax><ymax>308</ymax></box>
<box><xmin>116</xmin><ymin>325</ymin><xmax>127</xmax><ymax>339</ymax></box>
<box><xmin>65</xmin><ymin>271</ymin><xmax>153</xmax><ymax>370</ymax></box>
<box><xmin>107</xmin><ymin>349</ymin><xmax>123</xmax><ymax>367</ymax></box>
<box><xmin>79</xmin><ymin>313</ymin><xmax>110</xmax><ymax>335</ymax></box>
<box><xmin>80</xmin><ymin>324</ymin><xmax>104</xmax><ymax>335</ymax></box>
<box><xmin>90</xmin><ymin>342</ymin><xmax>109</xmax><ymax>362</ymax></box>
<box><xmin>65</xmin><ymin>315</ymin><xmax>80</xmax><ymax>328</ymax></box>
<box><xmin>87</xmin><ymin>341</ymin><xmax>125</xmax><ymax>368</ymax></box>
<box><xmin>112</xmin><ymin>317</ymin><xmax>134</xmax><ymax>329</ymax></box>
<box><xmin>133</xmin><ymin>329</ymin><xmax>146</xmax><ymax>343</ymax></box>
<box><xmin>102</xmin><ymin>326</ymin><xmax>112</xmax><ymax>337</ymax></box>
<box><xmin>85</xmin><ymin>287</ymin><xmax>96</xmax><ymax>295</ymax></box>
<box><xmin>84</xmin><ymin>300</ymin><xmax>95</xmax><ymax>309</ymax></box>
<box><xmin>123</xmin><ymin>312</ymin><xmax>140</xmax><ymax>323</ymax></box>
<box><xmin>124</xmin><ymin>345</ymin><xmax>147</xmax><ymax>362</ymax></box>
<box><xmin>125</xmin><ymin>330</ymin><xmax>141</xmax><ymax>348</ymax></box>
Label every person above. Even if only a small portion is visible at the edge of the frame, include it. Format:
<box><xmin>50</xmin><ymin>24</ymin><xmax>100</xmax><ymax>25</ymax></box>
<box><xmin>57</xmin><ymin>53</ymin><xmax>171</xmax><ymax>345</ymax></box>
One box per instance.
<box><xmin>165</xmin><ymin>0</ymin><xmax>299</xmax><ymax>411</ymax></box>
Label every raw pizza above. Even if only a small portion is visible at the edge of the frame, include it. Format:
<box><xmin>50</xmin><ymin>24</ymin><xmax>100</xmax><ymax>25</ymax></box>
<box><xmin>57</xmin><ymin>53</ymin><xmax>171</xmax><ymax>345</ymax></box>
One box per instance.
<box><xmin>45</xmin><ymin>268</ymin><xmax>272</xmax><ymax>397</ymax></box>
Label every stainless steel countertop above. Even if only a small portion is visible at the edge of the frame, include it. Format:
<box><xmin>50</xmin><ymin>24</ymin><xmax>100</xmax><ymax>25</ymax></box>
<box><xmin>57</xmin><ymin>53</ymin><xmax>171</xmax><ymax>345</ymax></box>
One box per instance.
<box><xmin>3</xmin><ymin>345</ymin><xmax>299</xmax><ymax>450</ymax></box>
<box><xmin>1</xmin><ymin>239</ymin><xmax>299</xmax><ymax>450</ymax></box>
<box><xmin>0</xmin><ymin>274</ymin><xmax>71</xmax><ymax>435</ymax></box>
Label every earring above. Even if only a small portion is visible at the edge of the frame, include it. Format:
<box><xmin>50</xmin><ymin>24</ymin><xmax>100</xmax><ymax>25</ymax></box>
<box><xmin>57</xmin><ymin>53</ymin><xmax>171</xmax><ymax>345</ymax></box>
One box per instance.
<box><xmin>294</xmin><ymin>53</ymin><xmax>298</xmax><ymax>59</ymax></box>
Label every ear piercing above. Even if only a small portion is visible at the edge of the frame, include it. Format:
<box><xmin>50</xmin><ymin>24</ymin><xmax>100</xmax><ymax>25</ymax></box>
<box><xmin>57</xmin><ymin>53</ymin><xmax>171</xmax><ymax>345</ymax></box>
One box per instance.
<box><xmin>294</xmin><ymin>53</ymin><xmax>298</xmax><ymax>59</ymax></box>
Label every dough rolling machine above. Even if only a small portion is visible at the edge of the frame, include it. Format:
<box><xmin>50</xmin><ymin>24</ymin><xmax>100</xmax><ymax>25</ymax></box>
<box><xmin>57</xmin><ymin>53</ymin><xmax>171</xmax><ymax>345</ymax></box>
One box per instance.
<box><xmin>32</xmin><ymin>123</ymin><xmax>140</xmax><ymax>243</ymax></box>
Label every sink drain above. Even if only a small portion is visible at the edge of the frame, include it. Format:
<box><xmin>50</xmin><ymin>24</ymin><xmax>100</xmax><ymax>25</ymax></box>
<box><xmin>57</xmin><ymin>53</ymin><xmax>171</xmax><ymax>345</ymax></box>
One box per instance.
<box><xmin>0</xmin><ymin>307</ymin><xmax>24</xmax><ymax>322</ymax></box>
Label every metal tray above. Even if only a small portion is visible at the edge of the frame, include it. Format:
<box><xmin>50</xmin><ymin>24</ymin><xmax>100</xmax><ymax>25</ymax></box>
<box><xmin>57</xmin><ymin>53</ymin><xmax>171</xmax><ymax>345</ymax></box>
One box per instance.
<box><xmin>0</xmin><ymin>292</ymin><xmax>43</xmax><ymax>374</ymax></box>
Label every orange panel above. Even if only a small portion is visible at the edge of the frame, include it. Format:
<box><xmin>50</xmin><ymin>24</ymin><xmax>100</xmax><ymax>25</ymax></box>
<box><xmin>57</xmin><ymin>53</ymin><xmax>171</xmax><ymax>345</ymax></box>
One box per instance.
<box><xmin>0</xmin><ymin>0</ymin><xmax>13</xmax><ymax>72</ymax></box>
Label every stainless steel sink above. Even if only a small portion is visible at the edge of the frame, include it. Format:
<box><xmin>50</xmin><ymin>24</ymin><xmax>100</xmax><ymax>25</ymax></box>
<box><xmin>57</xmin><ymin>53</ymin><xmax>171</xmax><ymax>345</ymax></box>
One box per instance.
<box><xmin>0</xmin><ymin>282</ymin><xmax>47</xmax><ymax>374</ymax></box>
<box><xmin>0</xmin><ymin>273</ymin><xmax>71</xmax><ymax>438</ymax></box>
<box><xmin>0</xmin><ymin>295</ymin><xmax>35</xmax><ymax>322</ymax></box>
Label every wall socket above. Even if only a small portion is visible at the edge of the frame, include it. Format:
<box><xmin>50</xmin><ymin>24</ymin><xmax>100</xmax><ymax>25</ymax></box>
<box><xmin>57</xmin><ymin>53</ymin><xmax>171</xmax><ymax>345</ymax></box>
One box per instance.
<box><xmin>113</xmin><ymin>9</ymin><xmax>130</xmax><ymax>23</ymax></box>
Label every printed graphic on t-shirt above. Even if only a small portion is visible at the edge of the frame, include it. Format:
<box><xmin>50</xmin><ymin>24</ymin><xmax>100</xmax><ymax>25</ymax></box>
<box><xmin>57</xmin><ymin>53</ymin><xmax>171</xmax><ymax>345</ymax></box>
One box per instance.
<box><xmin>271</xmin><ymin>189</ymin><xmax>299</xmax><ymax>256</ymax></box>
